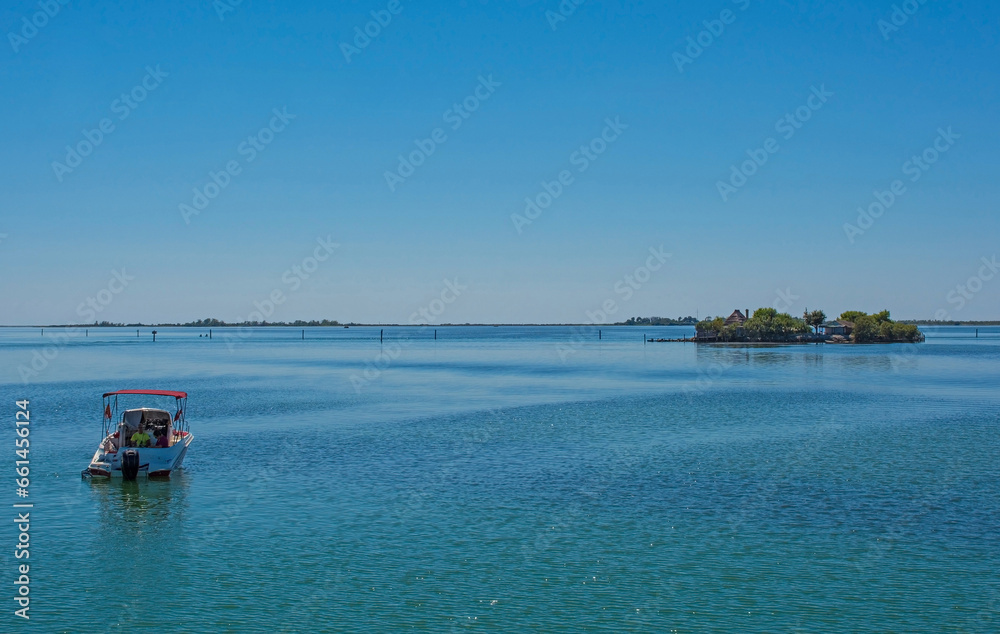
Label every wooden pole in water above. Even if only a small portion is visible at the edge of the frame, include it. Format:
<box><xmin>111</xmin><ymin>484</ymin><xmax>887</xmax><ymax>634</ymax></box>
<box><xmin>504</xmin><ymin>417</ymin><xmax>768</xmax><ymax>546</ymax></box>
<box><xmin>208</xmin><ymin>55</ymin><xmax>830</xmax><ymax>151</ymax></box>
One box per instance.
<box><xmin>209</xmin><ymin>329</ymin><xmax>212</xmax><ymax>339</ymax></box>
<box><xmin>137</xmin><ymin>329</ymin><xmax>140</xmax><ymax>338</ymax></box>
<box><xmin>643</xmin><ymin>333</ymin><xmax>646</xmax><ymax>345</ymax></box>
<box><xmin>152</xmin><ymin>330</ymin><xmax>157</xmax><ymax>342</ymax></box>
<box><xmin>434</xmin><ymin>329</ymin><xmax>437</xmax><ymax>340</ymax></box>
<box><xmin>86</xmin><ymin>329</ymin><xmax>88</xmax><ymax>337</ymax></box>
<box><xmin>380</xmin><ymin>329</ymin><xmax>383</xmax><ymax>343</ymax></box>
<box><xmin>302</xmin><ymin>329</ymin><xmax>304</xmax><ymax>340</ymax></box>
<box><xmin>599</xmin><ymin>330</ymin><xmax>602</xmax><ymax>340</ymax></box>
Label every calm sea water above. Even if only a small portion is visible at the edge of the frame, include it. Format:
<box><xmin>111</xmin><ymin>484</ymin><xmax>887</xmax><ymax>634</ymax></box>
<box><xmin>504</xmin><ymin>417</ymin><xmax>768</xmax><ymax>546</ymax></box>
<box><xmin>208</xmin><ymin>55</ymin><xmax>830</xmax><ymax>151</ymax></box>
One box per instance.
<box><xmin>1</xmin><ymin>325</ymin><xmax>998</xmax><ymax>632</ymax></box>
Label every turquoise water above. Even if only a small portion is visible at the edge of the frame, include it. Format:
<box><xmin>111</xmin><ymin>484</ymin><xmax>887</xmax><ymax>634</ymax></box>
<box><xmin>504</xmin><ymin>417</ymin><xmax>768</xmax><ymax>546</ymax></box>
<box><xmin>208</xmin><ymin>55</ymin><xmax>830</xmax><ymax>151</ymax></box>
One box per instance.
<box><xmin>1</xmin><ymin>325</ymin><xmax>998</xmax><ymax>632</ymax></box>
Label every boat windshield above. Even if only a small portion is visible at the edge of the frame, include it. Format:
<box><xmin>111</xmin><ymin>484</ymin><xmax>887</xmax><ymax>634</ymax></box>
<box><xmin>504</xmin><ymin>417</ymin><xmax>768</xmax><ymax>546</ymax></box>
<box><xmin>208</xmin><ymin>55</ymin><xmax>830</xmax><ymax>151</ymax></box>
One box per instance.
<box><xmin>121</xmin><ymin>409</ymin><xmax>172</xmax><ymax>447</ymax></box>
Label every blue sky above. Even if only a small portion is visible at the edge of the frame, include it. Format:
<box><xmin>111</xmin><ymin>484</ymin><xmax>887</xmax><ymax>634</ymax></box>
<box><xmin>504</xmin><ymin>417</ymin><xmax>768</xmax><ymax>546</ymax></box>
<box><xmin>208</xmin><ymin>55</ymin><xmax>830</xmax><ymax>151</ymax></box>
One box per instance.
<box><xmin>1</xmin><ymin>0</ymin><xmax>998</xmax><ymax>324</ymax></box>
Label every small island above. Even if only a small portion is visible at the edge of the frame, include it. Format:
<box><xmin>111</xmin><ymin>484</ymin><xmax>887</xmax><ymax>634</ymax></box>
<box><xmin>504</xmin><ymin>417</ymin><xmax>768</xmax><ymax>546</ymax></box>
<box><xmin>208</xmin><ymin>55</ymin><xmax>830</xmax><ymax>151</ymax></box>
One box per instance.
<box><xmin>691</xmin><ymin>308</ymin><xmax>924</xmax><ymax>344</ymax></box>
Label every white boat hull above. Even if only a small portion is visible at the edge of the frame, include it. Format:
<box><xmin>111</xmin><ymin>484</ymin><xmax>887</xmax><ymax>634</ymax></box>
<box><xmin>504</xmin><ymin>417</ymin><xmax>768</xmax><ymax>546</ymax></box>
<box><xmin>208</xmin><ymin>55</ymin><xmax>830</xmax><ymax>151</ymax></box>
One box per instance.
<box><xmin>87</xmin><ymin>433</ymin><xmax>193</xmax><ymax>478</ymax></box>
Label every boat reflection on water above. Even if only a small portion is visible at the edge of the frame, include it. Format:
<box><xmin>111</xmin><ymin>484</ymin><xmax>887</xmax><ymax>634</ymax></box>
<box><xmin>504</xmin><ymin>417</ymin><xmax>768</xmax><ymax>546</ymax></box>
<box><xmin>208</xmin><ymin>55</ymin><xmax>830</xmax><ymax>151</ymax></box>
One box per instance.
<box><xmin>86</xmin><ymin>476</ymin><xmax>189</xmax><ymax>562</ymax></box>
<box><xmin>87</xmin><ymin>474</ymin><xmax>188</xmax><ymax>528</ymax></box>
<box><xmin>83</xmin><ymin>476</ymin><xmax>191</xmax><ymax>626</ymax></box>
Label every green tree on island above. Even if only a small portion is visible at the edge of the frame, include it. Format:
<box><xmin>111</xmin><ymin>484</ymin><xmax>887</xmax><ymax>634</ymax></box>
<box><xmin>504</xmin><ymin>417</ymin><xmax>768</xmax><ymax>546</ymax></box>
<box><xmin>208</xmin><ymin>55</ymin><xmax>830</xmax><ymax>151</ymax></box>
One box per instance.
<box><xmin>744</xmin><ymin>308</ymin><xmax>810</xmax><ymax>340</ymax></box>
<box><xmin>804</xmin><ymin>309</ymin><xmax>826</xmax><ymax>333</ymax></box>
<box><xmin>839</xmin><ymin>310</ymin><xmax>867</xmax><ymax>323</ymax></box>
<box><xmin>840</xmin><ymin>310</ymin><xmax>923</xmax><ymax>343</ymax></box>
<box><xmin>695</xmin><ymin>316</ymin><xmax>728</xmax><ymax>336</ymax></box>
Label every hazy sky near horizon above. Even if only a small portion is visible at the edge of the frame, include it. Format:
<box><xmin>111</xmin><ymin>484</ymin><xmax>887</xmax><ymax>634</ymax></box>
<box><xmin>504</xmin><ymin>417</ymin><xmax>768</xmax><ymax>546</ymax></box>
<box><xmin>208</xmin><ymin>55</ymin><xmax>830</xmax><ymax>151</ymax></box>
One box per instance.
<box><xmin>1</xmin><ymin>0</ymin><xmax>998</xmax><ymax>324</ymax></box>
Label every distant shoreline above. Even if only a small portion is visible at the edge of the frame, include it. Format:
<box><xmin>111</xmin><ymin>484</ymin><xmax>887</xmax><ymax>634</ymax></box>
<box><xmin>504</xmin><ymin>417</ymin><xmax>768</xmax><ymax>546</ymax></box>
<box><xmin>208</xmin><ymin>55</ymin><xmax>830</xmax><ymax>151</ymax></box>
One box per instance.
<box><xmin>2</xmin><ymin>321</ymin><xmax>997</xmax><ymax>328</ymax></box>
<box><xmin>4</xmin><ymin>323</ymin><xmax>661</xmax><ymax>328</ymax></box>
<box><xmin>899</xmin><ymin>321</ymin><xmax>1000</xmax><ymax>326</ymax></box>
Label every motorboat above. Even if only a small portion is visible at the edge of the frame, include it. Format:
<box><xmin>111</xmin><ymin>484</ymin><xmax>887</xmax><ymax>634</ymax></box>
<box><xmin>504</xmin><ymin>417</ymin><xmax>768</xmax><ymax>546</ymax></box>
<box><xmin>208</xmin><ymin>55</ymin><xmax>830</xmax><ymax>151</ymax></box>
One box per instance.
<box><xmin>84</xmin><ymin>390</ymin><xmax>193</xmax><ymax>479</ymax></box>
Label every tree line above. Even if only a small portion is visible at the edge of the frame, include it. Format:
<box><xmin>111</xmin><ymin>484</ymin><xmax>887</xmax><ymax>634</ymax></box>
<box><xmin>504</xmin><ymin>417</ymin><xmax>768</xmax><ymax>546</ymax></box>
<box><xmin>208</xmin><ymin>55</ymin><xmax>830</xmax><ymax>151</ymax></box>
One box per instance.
<box><xmin>618</xmin><ymin>316</ymin><xmax>699</xmax><ymax>326</ymax></box>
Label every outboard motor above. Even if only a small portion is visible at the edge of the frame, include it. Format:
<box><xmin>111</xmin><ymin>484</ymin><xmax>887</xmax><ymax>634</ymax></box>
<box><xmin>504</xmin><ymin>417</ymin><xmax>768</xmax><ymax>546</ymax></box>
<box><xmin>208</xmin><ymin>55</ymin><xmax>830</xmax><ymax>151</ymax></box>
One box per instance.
<box><xmin>121</xmin><ymin>449</ymin><xmax>140</xmax><ymax>481</ymax></box>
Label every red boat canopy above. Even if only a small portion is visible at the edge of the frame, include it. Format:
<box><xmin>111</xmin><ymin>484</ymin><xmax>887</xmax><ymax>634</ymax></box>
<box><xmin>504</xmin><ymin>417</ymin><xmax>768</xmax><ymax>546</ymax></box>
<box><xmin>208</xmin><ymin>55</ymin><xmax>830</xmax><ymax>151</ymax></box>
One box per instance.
<box><xmin>102</xmin><ymin>390</ymin><xmax>188</xmax><ymax>399</ymax></box>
